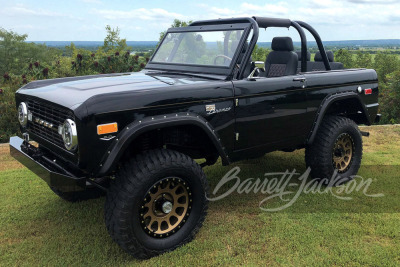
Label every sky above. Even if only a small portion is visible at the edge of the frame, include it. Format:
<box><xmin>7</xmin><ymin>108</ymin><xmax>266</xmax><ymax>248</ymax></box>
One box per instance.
<box><xmin>0</xmin><ymin>0</ymin><xmax>399</xmax><ymax>41</ymax></box>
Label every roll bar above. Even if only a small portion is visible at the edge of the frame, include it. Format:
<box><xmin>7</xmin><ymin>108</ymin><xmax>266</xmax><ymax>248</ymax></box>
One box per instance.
<box><xmin>295</xmin><ymin>21</ymin><xmax>331</xmax><ymax>71</ymax></box>
<box><xmin>189</xmin><ymin>16</ymin><xmax>332</xmax><ymax>78</ymax></box>
<box><xmin>252</xmin><ymin>17</ymin><xmax>291</xmax><ymax>28</ymax></box>
<box><xmin>190</xmin><ymin>17</ymin><xmax>258</xmax><ymax>28</ymax></box>
<box><xmin>290</xmin><ymin>21</ymin><xmax>308</xmax><ymax>74</ymax></box>
<box><xmin>252</xmin><ymin>16</ymin><xmax>331</xmax><ymax>74</ymax></box>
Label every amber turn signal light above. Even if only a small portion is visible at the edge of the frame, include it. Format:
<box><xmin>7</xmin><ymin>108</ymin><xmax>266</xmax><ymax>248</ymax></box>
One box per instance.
<box><xmin>97</xmin><ymin>123</ymin><xmax>118</xmax><ymax>135</ymax></box>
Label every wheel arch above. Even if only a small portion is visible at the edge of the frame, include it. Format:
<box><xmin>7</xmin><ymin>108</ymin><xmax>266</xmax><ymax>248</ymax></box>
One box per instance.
<box><xmin>307</xmin><ymin>92</ymin><xmax>371</xmax><ymax>145</ymax></box>
<box><xmin>96</xmin><ymin>113</ymin><xmax>230</xmax><ymax>176</ymax></box>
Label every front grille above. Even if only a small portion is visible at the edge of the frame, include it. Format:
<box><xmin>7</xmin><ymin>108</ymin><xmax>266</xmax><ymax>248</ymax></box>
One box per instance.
<box><xmin>27</xmin><ymin>99</ymin><xmax>74</xmax><ymax>148</ymax></box>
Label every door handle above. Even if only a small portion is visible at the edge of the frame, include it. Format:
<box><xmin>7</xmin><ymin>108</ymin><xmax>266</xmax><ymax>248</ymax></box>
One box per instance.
<box><xmin>293</xmin><ymin>77</ymin><xmax>306</xmax><ymax>82</ymax></box>
<box><xmin>293</xmin><ymin>77</ymin><xmax>306</xmax><ymax>83</ymax></box>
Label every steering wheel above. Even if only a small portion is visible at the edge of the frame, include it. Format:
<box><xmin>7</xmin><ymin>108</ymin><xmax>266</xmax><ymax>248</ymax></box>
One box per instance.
<box><xmin>213</xmin><ymin>55</ymin><xmax>232</xmax><ymax>65</ymax></box>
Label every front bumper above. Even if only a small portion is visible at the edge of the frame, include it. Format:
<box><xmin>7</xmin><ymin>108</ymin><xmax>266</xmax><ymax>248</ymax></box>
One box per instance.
<box><xmin>9</xmin><ymin>136</ymin><xmax>86</xmax><ymax>192</ymax></box>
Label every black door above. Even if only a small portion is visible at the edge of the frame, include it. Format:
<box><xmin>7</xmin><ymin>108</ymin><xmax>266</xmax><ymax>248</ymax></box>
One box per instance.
<box><xmin>232</xmin><ymin>75</ymin><xmax>309</xmax><ymax>152</ymax></box>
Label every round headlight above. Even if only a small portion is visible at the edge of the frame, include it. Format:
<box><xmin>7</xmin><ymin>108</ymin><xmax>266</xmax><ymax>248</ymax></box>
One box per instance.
<box><xmin>61</xmin><ymin>119</ymin><xmax>78</xmax><ymax>151</ymax></box>
<box><xmin>18</xmin><ymin>102</ymin><xmax>28</xmax><ymax>127</ymax></box>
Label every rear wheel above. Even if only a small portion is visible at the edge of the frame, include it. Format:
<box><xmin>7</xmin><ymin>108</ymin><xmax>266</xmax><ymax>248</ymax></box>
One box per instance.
<box><xmin>105</xmin><ymin>149</ymin><xmax>208</xmax><ymax>259</ymax></box>
<box><xmin>305</xmin><ymin>115</ymin><xmax>363</xmax><ymax>185</ymax></box>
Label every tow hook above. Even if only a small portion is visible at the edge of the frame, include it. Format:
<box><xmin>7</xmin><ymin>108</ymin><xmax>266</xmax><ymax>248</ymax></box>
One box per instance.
<box><xmin>360</xmin><ymin>131</ymin><xmax>370</xmax><ymax>137</ymax></box>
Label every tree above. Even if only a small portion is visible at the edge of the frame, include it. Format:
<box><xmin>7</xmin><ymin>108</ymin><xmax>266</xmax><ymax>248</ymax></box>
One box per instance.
<box><xmin>0</xmin><ymin>28</ymin><xmax>61</xmax><ymax>76</ymax></box>
<box><xmin>335</xmin><ymin>49</ymin><xmax>354</xmax><ymax>68</ymax></box>
<box><xmin>374</xmin><ymin>52</ymin><xmax>400</xmax><ymax>83</ymax></box>
<box><xmin>252</xmin><ymin>45</ymin><xmax>270</xmax><ymax>61</ymax></box>
<box><xmin>0</xmin><ymin>28</ymin><xmax>28</xmax><ymax>75</ymax></box>
<box><xmin>380</xmin><ymin>71</ymin><xmax>400</xmax><ymax>124</ymax></box>
<box><xmin>354</xmin><ymin>51</ymin><xmax>373</xmax><ymax>69</ymax></box>
<box><xmin>102</xmin><ymin>25</ymin><xmax>130</xmax><ymax>52</ymax></box>
<box><xmin>158</xmin><ymin>19</ymin><xmax>193</xmax><ymax>43</ymax></box>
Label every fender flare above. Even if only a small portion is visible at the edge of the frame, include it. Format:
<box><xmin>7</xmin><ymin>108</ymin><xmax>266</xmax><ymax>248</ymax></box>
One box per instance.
<box><xmin>96</xmin><ymin>112</ymin><xmax>230</xmax><ymax>176</ymax></box>
<box><xmin>307</xmin><ymin>92</ymin><xmax>371</xmax><ymax>145</ymax></box>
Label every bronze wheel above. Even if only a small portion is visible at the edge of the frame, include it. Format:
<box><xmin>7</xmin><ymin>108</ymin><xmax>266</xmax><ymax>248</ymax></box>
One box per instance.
<box><xmin>306</xmin><ymin>116</ymin><xmax>362</xmax><ymax>184</ymax></box>
<box><xmin>140</xmin><ymin>177</ymin><xmax>192</xmax><ymax>238</ymax></box>
<box><xmin>332</xmin><ymin>133</ymin><xmax>354</xmax><ymax>173</ymax></box>
<box><xmin>105</xmin><ymin>149</ymin><xmax>208</xmax><ymax>258</ymax></box>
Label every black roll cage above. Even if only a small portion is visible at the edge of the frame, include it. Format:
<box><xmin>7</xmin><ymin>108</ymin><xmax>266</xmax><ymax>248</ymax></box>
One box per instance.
<box><xmin>193</xmin><ymin>17</ymin><xmax>332</xmax><ymax>78</ymax></box>
<box><xmin>146</xmin><ymin>17</ymin><xmax>331</xmax><ymax>79</ymax></box>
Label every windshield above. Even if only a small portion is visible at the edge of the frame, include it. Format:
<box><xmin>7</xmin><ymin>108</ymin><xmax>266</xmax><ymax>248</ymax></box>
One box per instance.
<box><xmin>151</xmin><ymin>30</ymin><xmax>244</xmax><ymax>67</ymax></box>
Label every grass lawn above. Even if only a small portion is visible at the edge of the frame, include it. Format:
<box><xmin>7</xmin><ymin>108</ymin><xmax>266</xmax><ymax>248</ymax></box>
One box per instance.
<box><xmin>1</xmin><ymin>126</ymin><xmax>399</xmax><ymax>266</ymax></box>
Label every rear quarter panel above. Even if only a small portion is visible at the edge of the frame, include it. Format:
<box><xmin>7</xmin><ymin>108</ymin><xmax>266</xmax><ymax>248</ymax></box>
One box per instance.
<box><xmin>304</xmin><ymin>69</ymin><xmax>379</xmax><ymax>131</ymax></box>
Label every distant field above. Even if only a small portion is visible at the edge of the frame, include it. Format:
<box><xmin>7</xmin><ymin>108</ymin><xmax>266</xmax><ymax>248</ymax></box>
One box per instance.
<box><xmin>1</xmin><ymin>125</ymin><xmax>399</xmax><ymax>266</ymax></box>
<box><xmin>31</xmin><ymin>40</ymin><xmax>400</xmax><ymax>52</ymax></box>
<box><xmin>309</xmin><ymin>52</ymin><xmax>400</xmax><ymax>62</ymax></box>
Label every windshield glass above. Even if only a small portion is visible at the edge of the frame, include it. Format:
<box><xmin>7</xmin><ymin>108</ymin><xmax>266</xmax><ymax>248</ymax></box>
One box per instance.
<box><xmin>151</xmin><ymin>30</ymin><xmax>244</xmax><ymax>67</ymax></box>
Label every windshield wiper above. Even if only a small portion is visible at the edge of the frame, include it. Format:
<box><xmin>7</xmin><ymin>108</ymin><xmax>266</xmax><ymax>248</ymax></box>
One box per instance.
<box><xmin>146</xmin><ymin>71</ymin><xmax>223</xmax><ymax>80</ymax></box>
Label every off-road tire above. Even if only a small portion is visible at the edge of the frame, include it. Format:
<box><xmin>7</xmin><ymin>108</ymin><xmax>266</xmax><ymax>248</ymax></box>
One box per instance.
<box><xmin>305</xmin><ymin>115</ymin><xmax>363</xmax><ymax>185</ymax></box>
<box><xmin>104</xmin><ymin>149</ymin><xmax>209</xmax><ymax>259</ymax></box>
<box><xmin>50</xmin><ymin>186</ymin><xmax>106</xmax><ymax>202</ymax></box>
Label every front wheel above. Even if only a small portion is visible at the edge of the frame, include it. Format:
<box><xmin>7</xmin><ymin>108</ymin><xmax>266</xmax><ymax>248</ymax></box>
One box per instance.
<box><xmin>305</xmin><ymin>115</ymin><xmax>363</xmax><ymax>185</ymax></box>
<box><xmin>104</xmin><ymin>149</ymin><xmax>208</xmax><ymax>259</ymax></box>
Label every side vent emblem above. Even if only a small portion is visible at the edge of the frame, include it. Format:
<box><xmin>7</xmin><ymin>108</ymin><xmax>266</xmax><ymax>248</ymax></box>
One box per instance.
<box><xmin>205</xmin><ymin>104</ymin><xmax>216</xmax><ymax>113</ymax></box>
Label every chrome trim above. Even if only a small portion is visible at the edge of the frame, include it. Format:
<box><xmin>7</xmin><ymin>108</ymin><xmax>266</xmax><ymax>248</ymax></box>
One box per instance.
<box><xmin>61</xmin><ymin>119</ymin><xmax>78</xmax><ymax>151</ymax></box>
<box><xmin>18</xmin><ymin>102</ymin><xmax>28</xmax><ymax>127</ymax></box>
<box><xmin>100</xmin><ymin>135</ymin><xmax>116</xmax><ymax>141</ymax></box>
<box><xmin>247</xmin><ymin>61</ymin><xmax>265</xmax><ymax>79</ymax></box>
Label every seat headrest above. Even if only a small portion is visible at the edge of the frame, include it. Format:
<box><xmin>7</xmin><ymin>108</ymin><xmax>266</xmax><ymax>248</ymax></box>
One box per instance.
<box><xmin>271</xmin><ymin>37</ymin><xmax>294</xmax><ymax>52</ymax></box>
<box><xmin>296</xmin><ymin>51</ymin><xmax>311</xmax><ymax>61</ymax></box>
<box><xmin>315</xmin><ymin>51</ymin><xmax>334</xmax><ymax>62</ymax></box>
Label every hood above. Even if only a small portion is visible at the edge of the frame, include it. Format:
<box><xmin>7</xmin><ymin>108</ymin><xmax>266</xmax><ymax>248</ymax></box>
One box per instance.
<box><xmin>17</xmin><ymin>72</ymin><xmax>215</xmax><ymax>109</ymax></box>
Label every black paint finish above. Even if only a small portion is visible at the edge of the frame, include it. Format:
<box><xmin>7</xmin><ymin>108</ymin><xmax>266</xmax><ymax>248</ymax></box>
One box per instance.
<box><xmin>9</xmin><ymin>136</ymin><xmax>86</xmax><ymax>192</ymax></box>
<box><xmin>14</xmin><ymin>68</ymin><xmax>378</xmax><ymax>177</ymax></box>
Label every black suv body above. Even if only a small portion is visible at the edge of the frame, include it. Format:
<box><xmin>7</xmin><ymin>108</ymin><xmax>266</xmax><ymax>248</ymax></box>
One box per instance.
<box><xmin>10</xmin><ymin>17</ymin><xmax>379</xmax><ymax>258</ymax></box>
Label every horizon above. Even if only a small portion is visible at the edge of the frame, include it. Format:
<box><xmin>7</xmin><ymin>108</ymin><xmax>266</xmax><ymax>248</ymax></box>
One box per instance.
<box><xmin>29</xmin><ymin>38</ymin><xmax>400</xmax><ymax>42</ymax></box>
<box><xmin>29</xmin><ymin>38</ymin><xmax>400</xmax><ymax>45</ymax></box>
<box><xmin>0</xmin><ymin>0</ymin><xmax>399</xmax><ymax>42</ymax></box>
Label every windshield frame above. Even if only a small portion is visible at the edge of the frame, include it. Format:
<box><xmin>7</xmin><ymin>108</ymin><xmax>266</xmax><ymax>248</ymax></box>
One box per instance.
<box><xmin>146</xmin><ymin>23</ymin><xmax>252</xmax><ymax>77</ymax></box>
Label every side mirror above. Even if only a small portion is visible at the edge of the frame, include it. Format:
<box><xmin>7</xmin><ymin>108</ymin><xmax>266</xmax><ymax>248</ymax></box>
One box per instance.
<box><xmin>253</xmin><ymin>61</ymin><xmax>265</xmax><ymax>67</ymax></box>
<box><xmin>247</xmin><ymin>61</ymin><xmax>266</xmax><ymax>80</ymax></box>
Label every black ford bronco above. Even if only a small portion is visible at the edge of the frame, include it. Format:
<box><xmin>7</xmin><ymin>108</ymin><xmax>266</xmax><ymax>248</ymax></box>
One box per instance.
<box><xmin>10</xmin><ymin>17</ymin><xmax>380</xmax><ymax>258</ymax></box>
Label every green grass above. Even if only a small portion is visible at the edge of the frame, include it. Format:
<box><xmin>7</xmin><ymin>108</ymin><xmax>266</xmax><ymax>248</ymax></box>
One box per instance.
<box><xmin>1</xmin><ymin>126</ymin><xmax>400</xmax><ymax>266</ymax></box>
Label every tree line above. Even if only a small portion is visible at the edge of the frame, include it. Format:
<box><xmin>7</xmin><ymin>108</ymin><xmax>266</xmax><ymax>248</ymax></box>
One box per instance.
<box><xmin>0</xmin><ymin>25</ymin><xmax>150</xmax><ymax>142</ymax></box>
